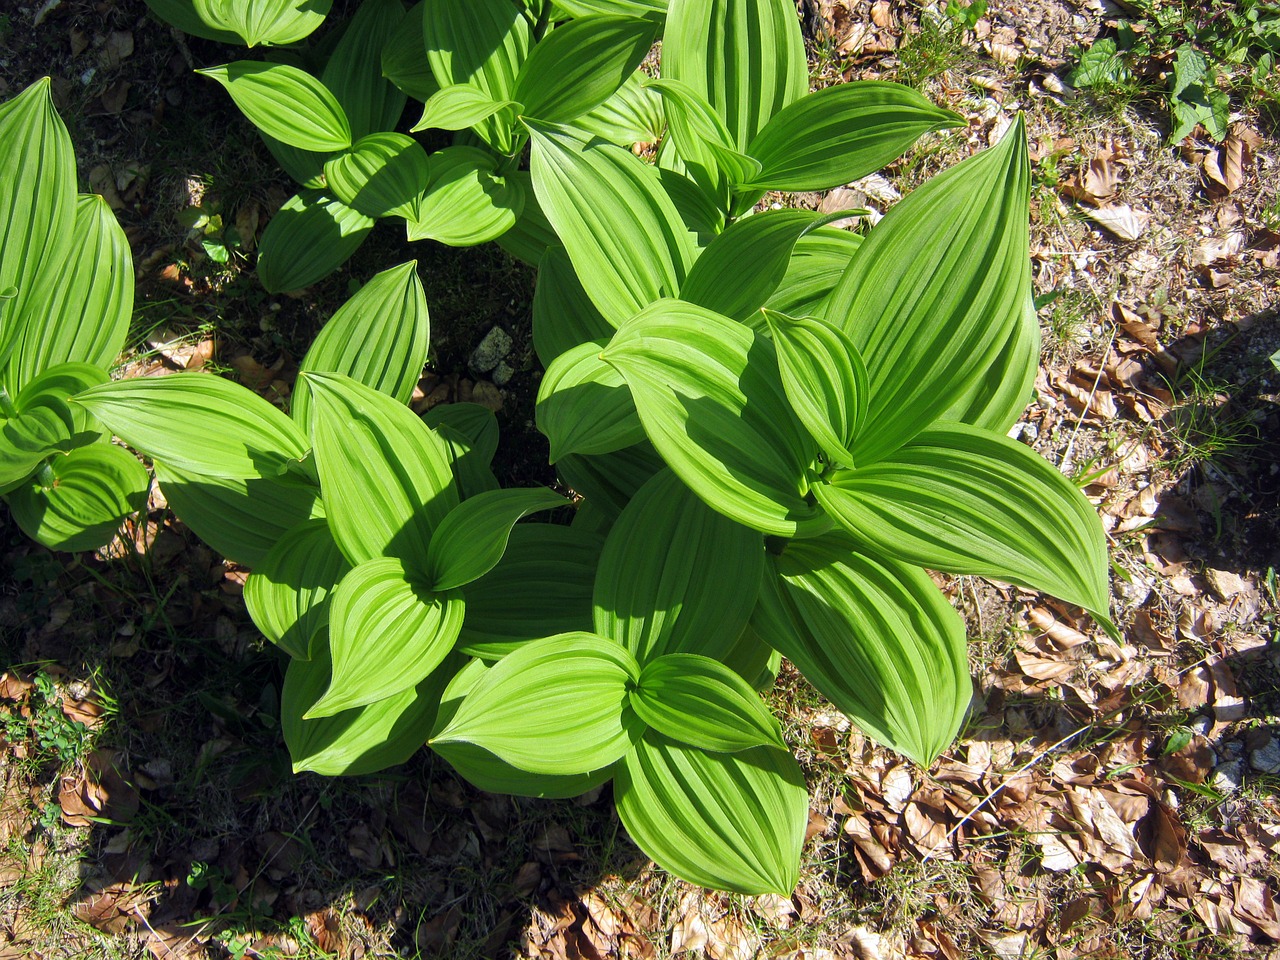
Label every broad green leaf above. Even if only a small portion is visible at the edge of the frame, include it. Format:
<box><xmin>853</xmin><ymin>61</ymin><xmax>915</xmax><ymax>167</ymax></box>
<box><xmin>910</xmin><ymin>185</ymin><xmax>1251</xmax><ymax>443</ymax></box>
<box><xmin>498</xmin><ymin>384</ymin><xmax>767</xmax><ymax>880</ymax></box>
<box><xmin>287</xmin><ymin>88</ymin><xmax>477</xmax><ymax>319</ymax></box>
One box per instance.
<box><xmin>526</xmin><ymin>119</ymin><xmax>696</xmax><ymax>326</ymax></box>
<box><xmin>647</xmin><ymin>78</ymin><xmax>762</xmax><ymax>199</ymax></box>
<box><xmin>823</xmin><ymin>117</ymin><xmax>1031</xmax><ymax>464</ymax></box>
<box><xmin>5</xmin><ymin>195</ymin><xmax>132</xmax><ymax>395</ymax></box>
<box><xmin>722</xmin><ymin>621</ymin><xmax>780</xmax><ymax>690</ymax></box>
<box><xmin>631</xmin><ymin>654</ymin><xmax>783</xmax><ymax>752</ymax></box>
<box><xmin>189</xmin><ymin>0</ymin><xmax>332</xmax><ymax>46</ymax></box>
<box><xmin>744</xmin><ymin>82</ymin><xmax>963</xmax><ymax>191</ymax></box>
<box><xmin>324</xmin><ymin>134</ymin><xmax>431</xmax><ymax>219</ymax></box>
<box><xmin>764</xmin><ymin>309</ymin><xmax>868</xmax><ymax>469</ymax></box>
<box><xmin>615</xmin><ymin>731</ymin><xmax>806</xmax><ymax>894</ymax></box>
<box><xmin>16</xmin><ymin>363</ymin><xmax>110</xmax><ymax>440</ymax></box>
<box><xmin>7</xmin><ymin>442</ymin><xmax>148</xmax><ymax>553</ymax></box>
<box><xmin>260</xmin><ymin>132</ymin><xmax>329</xmax><ymax>191</ymax></box>
<box><xmin>764</xmin><ymin>226</ymin><xmax>862</xmax><ymax>318</ymax></box>
<box><xmin>283</xmin><ymin>644</ymin><xmax>458</xmax><ymax>777</ymax></box>
<box><xmin>594</xmin><ymin>468</ymin><xmax>764</xmax><ymax>663</ymax></box>
<box><xmin>457</xmin><ymin>523</ymin><xmax>602</xmax><ymax>659</ymax></box>
<box><xmin>679</xmin><ymin>209</ymin><xmax>817</xmax><ymax>322</ymax></box>
<box><xmin>74</xmin><ymin>373</ymin><xmax>308</xmax><ymax>478</ymax></box>
<box><xmin>142</xmin><ymin>0</ymin><xmax>240</xmax><ymax>42</ymax></box>
<box><xmin>0</xmin><ymin>79</ymin><xmax>76</xmax><ymax>372</ymax></box>
<box><xmin>813</xmin><ymin>421</ymin><xmax>1113</xmax><ymax>627</ymax></box>
<box><xmin>531</xmin><ymin>246</ymin><xmax>614</xmax><ymax>367</ymax></box>
<box><xmin>658</xmin><ymin>166</ymin><xmax>725</xmax><ymax>247</ymax></box>
<box><xmin>304</xmin><ymin>372</ymin><xmax>458</xmax><ymax>571</ymax></box>
<box><xmin>411</xmin><ymin>84</ymin><xmax>519</xmax><ymax>133</ymax></box>
<box><xmin>538</xmin><ymin>340</ymin><xmax>643</xmax><ymax>462</ymax></box>
<box><xmin>495</xmin><ymin>172</ymin><xmax>558</xmax><ymax>266</ymax></box>
<box><xmin>431</xmin><ymin>632</ymin><xmax>642</xmax><ymax>775</ymax></box>
<box><xmin>424</xmin><ymin>403</ymin><xmax>500</xmax><ymax>500</ymax></box>
<box><xmin>556</xmin><ymin>441</ymin><xmax>664</xmax><ymax>520</ymax></box>
<box><xmin>426</xmin><ymin>488</ymin><xmax>567</xmax><ymax>591</ymax></box>
<box><xmin>243</xmin><ymin>518</ymin><xmax>352</xmax><ymax>660</ymax></box>
<box><xmin>382</xmin><ymin>2</ymin><xmax>440</xmax><ymax>102</ymax></box>
<box><xmin>555</xmin><ymin>0</ymin><xmax>667</xmax><ymax>17</ymax></box>
<box><xmin>939</xmin><ymin>292</ymin><xmax>1038</xmax><ymax>432</ymax></box>
<box><xmin>423</xmin><ymin>0</ymin><xmax>531</xmax><ymax>153</ymax></box>
<box><xmin>256</xmin><ymin>191</ymin><xmax>374</xmax><ymax>293</ymax></box>
<box><xmin>577</xmin><ymin>69</ymin><xmax>665</xmax><ymax>146</ymax></box>
<box><xmin>308</xmin><ymin>557</ymin><xmax>464</xmax><ymax>716</ymax></box>
<box><xmin>431</xmin><ymin>658</ymin><xmax>614</xmax><ymax>797</ymax></box>
<box><xmin>321</xmin><ymin>0</ymin><xmax>407</xmax><ymax>140</ymax></box>
<box><xmin>514</xmin><ymin>15</ymin><xmax>657</xmax><ymax>124</ymax></box>
<box><xmin>198</xmin><ymin>62</ymin><xmax>352</xmax><ymax>152</ymax></box>
<box><xmin>601</xmin><ymin>300</ymin><xmax>824</xmax><ymax>537</ymax></box>
<box><xmin>753</xmin><ymin>532</ymin><xmax>969</xmax><ymax>765</ymax></box>
<box><xmin>154</xmin><ymin>463</ymin><xmax>321</xmax><ymax>566</ymax></box>
<box><xmin>0</xmin><ymin>364</ymin><xmax>109</xmax><ymax>492</ymax></box>
<box><xmin>662</xmin><ymin>0</ymin><xmax>807</xmax><ymax>151</ymax></box>
<box><xmin>293</xmin><ymin>261</ymin><xmax>429</xmax><ymax>428</ymax></box>
<box><xmin>405</xmin><ymin>146</ymin><xmax>523</xmax><ymax>245</ymax></box>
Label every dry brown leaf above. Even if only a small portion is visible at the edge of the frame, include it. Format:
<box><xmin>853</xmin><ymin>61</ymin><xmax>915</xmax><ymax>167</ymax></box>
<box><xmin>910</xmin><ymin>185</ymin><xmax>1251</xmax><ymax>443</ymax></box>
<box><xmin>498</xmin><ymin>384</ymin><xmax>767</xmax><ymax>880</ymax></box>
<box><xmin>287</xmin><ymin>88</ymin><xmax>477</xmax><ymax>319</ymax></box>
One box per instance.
<box><xmin>1234</xmin><ymin>878</ymin><xmax>1280</xmax><ymax>940</ymax></box>
<box><xmin>1083</xmin><ymin>203</ymin><xmax>1150</xmax><ymax>241</ymax></box>
<box><xmin>880</xmin><ymin>766</ymin><xmax>914</xmax><ymax>812</ymax></box>
<box><xmin>1027</xmin><ymin>607</ymin><xmax>1090</xmax><ymax>649</ymax></box>
<box><xmin>73</xmin><ymin>881</ymin><xmax>149</xmax><ymax>935</ymax></box>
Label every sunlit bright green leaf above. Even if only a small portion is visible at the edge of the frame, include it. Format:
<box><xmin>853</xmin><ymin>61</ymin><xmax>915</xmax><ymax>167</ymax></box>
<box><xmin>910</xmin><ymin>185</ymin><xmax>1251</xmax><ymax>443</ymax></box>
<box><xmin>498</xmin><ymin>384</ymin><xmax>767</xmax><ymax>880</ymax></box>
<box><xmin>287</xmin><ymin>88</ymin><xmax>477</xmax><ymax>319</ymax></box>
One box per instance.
<box><xmin>198</xmin><ymin>62</ymin><xmax>352</xmax><ymax>152</ymax></box>
<box><xmin>405</xmin><ymin>146</ymin><xmax>524</xmax><ymax>245</ymax></box>
<box><xmin>257</xmin><ymin>190</ymin><xmax>374</xmax><ymax>293</ymax></box>
<box><xmin>631</xmin><ymin>654</ymin><xmax>784</xmax><ymax>752</ymax></box>
<box><xmin>426</xmin><ymin>487</ymin><xmax>566</xmax><ymax>591</ymax></box>
<box><xmin>538</xmin><ymin>340</ymin><xmax>644</xmax><ymax>463</ymax></box>
<box><xmin>324</xmin><ymin>134</ymin><xmax>431</xmax><ymax>219</ymax></box>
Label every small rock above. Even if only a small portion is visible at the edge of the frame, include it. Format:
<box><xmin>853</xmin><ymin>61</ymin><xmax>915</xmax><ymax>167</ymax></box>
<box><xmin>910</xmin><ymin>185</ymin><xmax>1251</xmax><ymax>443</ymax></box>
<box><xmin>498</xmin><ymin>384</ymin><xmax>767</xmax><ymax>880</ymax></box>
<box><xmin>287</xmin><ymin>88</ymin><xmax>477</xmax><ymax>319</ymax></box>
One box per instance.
<box><xmin>469</xmin><ymin>327</ymin><xmax>512</xmax><ymax>374</ymax></box>
<box><xmin>1250</xmin><ymin>737</ymin><xmax>1280</xmax><ymax>775</ymax></box>
<box><xmin>492</xmin><ymin>361</ymin><xmax>514</xmax><ymax>387</ymax></box>
<box><xmin>1190</xmin><ymin>715</ymin><xmax>1213</xmax><ymax>736</ymax></box>
<box><xmin>1221</xmin><ymin>740</ymin><xmax>1244</xmax><ymax>761</ymax></box>
<box><xmin>1210</xmin><ymin>759</ymin><xmax>1243</xmax><ymax>794</ymax></box>
<box><xmin>471</xmin><ymin>381</ymin><xmax>503</xmax><ymax>412</ymax></box>
<box><xmin>1204</xmin><ymin>567</ymin><xmax>1247</xmax><ymax>601</ymax></box>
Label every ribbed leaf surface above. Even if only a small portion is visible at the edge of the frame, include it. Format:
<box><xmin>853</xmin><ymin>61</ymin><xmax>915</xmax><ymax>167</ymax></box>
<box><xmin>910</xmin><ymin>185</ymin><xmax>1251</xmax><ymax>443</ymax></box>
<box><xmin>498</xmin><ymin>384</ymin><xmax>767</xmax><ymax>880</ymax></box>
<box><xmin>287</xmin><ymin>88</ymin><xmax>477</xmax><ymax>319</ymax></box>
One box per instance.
<box><xmin>648</xmin><ymin>78</ymin><xmax>761</xmax><ymax>203</ymax></box>
<box><xmin>939</xmin><ymin>292</ymin><xmax>1039</xmax><ymax>433</ymax></box>
<box><xmin>631</xmin><ymin>654</ymin><xmax>783</xmax><ymax>752</ymax></box>
<box><xmin>423</xmin><ymin>403</ymin><xmax>501</xmax><ymax>501</ymax></box>
<box><xmin>257</xmin><ymin>191</ymin><xmax>374</xmax><ymax>293</ymax></box>
<box><xmin>321</xmin><ymin>0</ymin><xmax>406</xmax><ymax>140</ymax></box>
<box><xmin>324</xmin><ymin>134</ymin><xmax>430</xmax><ymax>219</ymax></box>
<box><xmin>531</xmin><ymin>247</ymin><xmax>614</xmax><ymax>367</ymax></box>
<box><xmin>426</xmin><ymin>487</ymin><xmax>566</xmax><ymax>591</ymax></box>
<box><xmin>406</xmin><ymin>146</ymin><xmax>523</xmax><ymax>245</ymax></box>
<box><xmin>538</xmin><ymin>340</ymin><xmax>643</xmax><ymax>462</ymax></box>
<box><xmin>190</xmin><ymin>0</ymin><xmax>331</xmax><ymax>46</ymax></box>
<box><xmin>763</xmin><ymin>227</ymin><xmax>862</xmax><ymax>318</ymax></box>
<box><xmin>556</xmin><ymin>441</ymin><xmax>664</xmax><ymax>520</ymax></box>
<box><xmin>198</xmin><ymin>62</ymin><xmax>352</xmax><ymax>152</ymax></box>
<box><xmin>555</xmin><ymin>0</ymin><xmax>668</xmax><ymax>16</ymax></box>
<box><xmin>382</xmin><ymin>2</ymin><xmax>439</xmax><ymax>102</ymax></box>
<box><xmin>142</xmin><ymin>0</ymin><xmax>240</xmax><ymax>42</ymax></box>
<box><xmin>411</xmin><ymin>84</ymin><xmax>519</xmax><ymax>133</ymax></box>
<box><xmin>577</xmin><ymin>69</ymin><xmax>665</xmax><ymax>146</ymax></box>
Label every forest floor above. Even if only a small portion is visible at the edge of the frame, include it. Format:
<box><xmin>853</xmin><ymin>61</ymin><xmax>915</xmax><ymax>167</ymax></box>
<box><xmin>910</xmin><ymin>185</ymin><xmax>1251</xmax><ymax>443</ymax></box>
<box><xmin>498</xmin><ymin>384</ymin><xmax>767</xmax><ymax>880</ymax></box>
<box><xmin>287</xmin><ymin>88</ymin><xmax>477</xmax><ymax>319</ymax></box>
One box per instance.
<box><xmin>1</xmin><ymin>0</ymin><xmax>1278</xmax><ymax>957</ymax></box>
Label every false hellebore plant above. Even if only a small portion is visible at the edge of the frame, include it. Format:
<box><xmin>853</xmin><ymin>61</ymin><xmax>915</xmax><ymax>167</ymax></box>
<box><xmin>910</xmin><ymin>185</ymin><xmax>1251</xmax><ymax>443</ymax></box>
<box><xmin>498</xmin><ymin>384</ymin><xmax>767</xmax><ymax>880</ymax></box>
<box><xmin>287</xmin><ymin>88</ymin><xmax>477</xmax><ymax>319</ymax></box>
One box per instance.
<box><xmin>0</xmin><ymin>79</ymin><xmax>148</xmax><ymax>552</ymax></box>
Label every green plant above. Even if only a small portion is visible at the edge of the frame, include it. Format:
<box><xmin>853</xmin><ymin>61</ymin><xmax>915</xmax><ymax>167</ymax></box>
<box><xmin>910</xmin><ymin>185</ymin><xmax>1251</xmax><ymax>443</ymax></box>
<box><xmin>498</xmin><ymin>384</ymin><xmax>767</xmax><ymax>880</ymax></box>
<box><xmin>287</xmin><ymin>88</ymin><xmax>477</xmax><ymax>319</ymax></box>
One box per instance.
<box><xmin>0</xmin><ymin>79</ymin><xmax>149</xmax><ymax>552</ymax></box>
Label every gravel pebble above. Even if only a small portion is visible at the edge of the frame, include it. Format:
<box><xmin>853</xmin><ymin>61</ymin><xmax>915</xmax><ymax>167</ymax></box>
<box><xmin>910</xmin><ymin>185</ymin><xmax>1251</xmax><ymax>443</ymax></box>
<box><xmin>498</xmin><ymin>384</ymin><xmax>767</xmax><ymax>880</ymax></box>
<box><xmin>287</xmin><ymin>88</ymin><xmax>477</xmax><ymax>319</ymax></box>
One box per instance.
<box><xmin>1250</xmin><ymin>737</ymin><xmax>1280</xmax><ymax>775</ymax></box>
<box><xmin>492</xmin><ymin>360</ymin><xmax>514</xmax><ymax>387</ymax></box>
<box><xmin>470</xmin><ymin>326</ymin><xmax>512</xmax><ymax>373</ymax></box>
<box><xmin>1211</xmin><ymin>759</ymin><xmax>1243</xmax><ymax>794</ymax></box>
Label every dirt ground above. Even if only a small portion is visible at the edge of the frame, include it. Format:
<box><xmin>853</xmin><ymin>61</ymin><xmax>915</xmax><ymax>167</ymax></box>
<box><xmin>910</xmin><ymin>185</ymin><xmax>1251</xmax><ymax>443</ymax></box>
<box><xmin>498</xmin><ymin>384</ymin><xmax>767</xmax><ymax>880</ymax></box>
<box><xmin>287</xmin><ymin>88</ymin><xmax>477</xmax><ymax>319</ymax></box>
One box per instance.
<box><xmin>1</xmin><ymin>0</ymin><xmax>1278</xmax><ymax>958</ymax></box>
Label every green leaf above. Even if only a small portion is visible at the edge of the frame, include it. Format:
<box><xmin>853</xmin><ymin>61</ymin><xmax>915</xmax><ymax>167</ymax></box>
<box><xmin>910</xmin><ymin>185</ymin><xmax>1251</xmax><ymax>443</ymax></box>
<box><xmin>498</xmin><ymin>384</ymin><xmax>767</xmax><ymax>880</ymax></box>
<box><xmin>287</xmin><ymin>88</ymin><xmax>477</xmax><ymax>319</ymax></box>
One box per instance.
<box><xmin>526</xmin><ymin>119</ymin><xmax>696</xmax><ymax>326</ymax></box>
<box><xmin>615</xmin><ymin>731</ymin><xmax>806</xmax><ymax>894</ymax></box>
<box><xmin>0</xmin><ymin>365</ymin><xmax>108</xmax><ymax>492</ymax></box>
<box><xmin>814</xmin><ymin>421</ymin><xmax>1113</xmax><ymax>626</ymax></box>
<box><xmin>556</xmin><ymin>440</ymin><xmax>665</xmax><ymax>520</ymax></box>
<box><xmin>631</xmin><ymin>654</ymin><xmax>784</xmax><ymax>751</ymax></box>
<box><xmin>753</xmin><ymin>532</ymin><xmax>969</xmax><ymax>765</ymax></box>
<box><xmin>283</xmin><ymin>643</ymin><xmax>457</xmax><ymax>777</ymax></box>
<box><xmin>661</xmin><ymin>0</ymin><xmax>807</xmax><ymax>151</ymax></box>
<box><xmin>430</xmin><ymin>658</ymin><xmax>614</xmax><ymax>797</ymax></box>
<box><xmin>8</xmin><ymin>442</ymin><xmax>148</xmax><ymax>553</ymax></box>
<box><xmin>514</xmin><ymin>15</ymin><xmax>657</xmax><ymax>124</ymax></box>
<box><xmin>764</xmin><ymin>309</ymin><xmax>868</xmax><ymax>469</ymax></box>
<box><xmin>764</xmin><ymin>226</ymin><xmax>862</xmax><ymax>317</ymax></box>
<box><xmin>457</xmin><ymin>523</ymin><xmax>602</xmax><ymax>659</ymax></box>
<box><xmin>495</xmin><ymin>171</ymin><xmax>559</xmax><ymax>266</ymax></box>
<box><xmin>601</xmin><ymin>300</ymin><xmax>824</xmax><ymax>537</ymax></box>
<box><xmin>423</xmin><ymin>403</ymin><xmax>501</xmax><ymax>501</ymax></box>
<box><xmin>659</xmin><ymin>167</ymin><xmax>725</xmax><ymax>247</ymax></box>
<box><xmin>405</xmin><ymin>146</ymin><xmax>524</xmax><ymax>245</ymax></box>
<box><xmin>257</xmin><ymin>190</ymin><xmax>374</xmax><ymax>293</ymax></box>
<box><xmin>538</xmin><ymin>340</ymin><xmax>643</xmax><ymax>462</ymax></box>
<box><xmin>647</xmin><ymin>78</ymin><xmax>762</xmax><ymax>197</ymax></box>
<box><xmin>308</xmin><ymin>557</ymin><xmax>465</xmax><ymax>716</ymax></box>
<box><xmin>938</xmin><ymin>292</ymin><xmax>1038</xmax><ymax>432</ymax></box>
<box><xmin>198</xmin><ymin>62</ymin><xmax>352</xmax><ymax>152</ymax></box>
<box><xmin>189</xmin><ymin>0</ymin><xmax>332</xmax><ymax>47</ymax></box>
<box><xmin>593</xmin><ymin>468</ymin><xmax>763</xmax><ymax>663</ymax></box>
<box><xmin>823</xmin><ymin>116</ymin><xmax>1031</xmax><ymax>464</ymax></box>
<box><xmin>744</xmin><ymin>82</ymin><xmax>963</xmax><ymax>191</ymax></box>
<box><xmin>431</xmin><ymin>632</ymin><xmax>642</xmax><ymax>775</ymax></box>
<box><xmin>324</xmin><ymin>134</ymin><xmax>431</xmax><ymax>219</ymax></box>
<box><xmin>260</xmin><ymin>133</ymin><xmax>329</xmax><ymax>191</ymax></box>
<box><xmin>1069</xmin><ymin>38</ymin><xmax>1129</xmax><ymax>89</ymax></box>
<box><xmin>243</xmin><ymin>519</ymin><xmax>352</xmax><ymax>660</ymax></box>
<box><xmin>411</xmin><ymin>84</ymin><xmax>520</xmax><ymax>133</ymax></box>
<box><xmin>531</xmin><ymin>246</ymin><xmax>614</xmax><ymax>367</ymax></box>
<box><xmin>142</xmin><ymin>0</ymin><xmax>241</xmax><ymax>42</ymax></box>
<box><xmin>305</xmin><ymin>372</ymin><xmax>458</xmax><ymax>572</ymax></box>
<box><xmin>576</xmin><ymin>69</ymin><xmax>665</xmax><ymax>146</ymax></box>
<box><xmin>426</xmin><ymin>488</ymin><xmax>567</xmax><ymax>591</ymax></box>
<box><xmin>382</xmin><ymin>2</ymin><xmax>440</xmax><ymax>102</ymax></box>
<box><xmin>320</xmin><ymin>0</ymin><xmax>407</xmax><ymax>140</ymax></box>
<box><xmin>293</xmin><ymin>261</ymin><xmax>430</xmax><ymax>429</ymax></box>
<box><xmin>554</xmin><ymin>0</ymin><xmax>668</xmax><ymax>17</ymax></box>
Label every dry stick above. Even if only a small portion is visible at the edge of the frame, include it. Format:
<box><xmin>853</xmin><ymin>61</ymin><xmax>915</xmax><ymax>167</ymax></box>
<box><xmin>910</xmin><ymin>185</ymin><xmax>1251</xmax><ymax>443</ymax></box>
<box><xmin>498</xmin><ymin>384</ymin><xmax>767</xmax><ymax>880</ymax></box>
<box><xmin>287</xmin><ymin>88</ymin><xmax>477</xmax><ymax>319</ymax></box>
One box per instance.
<box><xmin>1059</xmin><ymin>324</ymin><xmax>1117</xmax><ymax>475</ymax></box>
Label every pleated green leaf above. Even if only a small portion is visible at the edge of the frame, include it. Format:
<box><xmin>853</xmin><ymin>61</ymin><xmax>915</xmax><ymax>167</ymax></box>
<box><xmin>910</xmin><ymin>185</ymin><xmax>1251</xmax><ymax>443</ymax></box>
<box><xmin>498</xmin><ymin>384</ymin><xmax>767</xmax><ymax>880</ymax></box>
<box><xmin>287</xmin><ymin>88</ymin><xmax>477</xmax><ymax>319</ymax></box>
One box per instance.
<box><xmin>198</xmin><ymin>62</ymin><xmax>352</xmax><ymax>152</ymax></box>
<box><xmin>0</xmin><ymin>79</ymin><xmax>76</xmax><ymax>371</ymax></box>
<box><xmin>939</xmin><ymin>292</ymin><xmax>1039</xmax><ymax>433</ymax></box>
<box><xmin>764</xmin><ymin>309</ymin><xmax>868</xmax><ymax>469</ymax></box>
<box><xmin>154</xmin><ymin>463</ymin><xmax>322</xmax><ymax>566</ymax></box>
<box><xmin>423</xmin><ymin>403</ymin><xmax>500</xmax><ymax>501</ymax></box>
<box><xmin>0</xmin><ymin>364</ymin><xmax>109</xmax><ymax>492</ymax></box>
<box><xmin>764</xmin><ymin>226</ymin><xmax>862</xmax><ymax>318</ymax></box>
<box><xmin>514</xmin><ymin>15</ymin><xmax>656</xmax><ymax>124</ymax></box>
<box><xmin>431</xmin><ymin>632</ymin><xmax>642</xmax><ymax>775</ymax></box>
<box><xmin>304</xmin><ymin>372</ymin><xmax>458</xmax><ymax>572</ymax></box>
<box><xmin>308</xmin><ymin>557</ymin><xmax>465</xmax><ymax>716</ymax></box>
<box><xmin>282</xmin><ymin>644</ymin><xmax>458</xmax><ymax>777</ymax></box>
<box><xmin>600</xmin><ymin>300</ymin><xmax>824</xmax><ymax>537</ymax></box>
<box><xmin>189</xmin><ymin>0</ymin><xmax>332</xmax><ymax>46</ymax></box>
<box><xmin>411</xmin><ymin>84</ymin><xmax>519</xmax><ymax>133</ymax></box>
<box><xmin>5</xmin><ymin>195</ymin><xmax>132</xmax><ymax>395</ymax></box>
<box><xmin>614</xmin><ymin>731</ymin><xmax>807</xmax><ymax>894</ymax></box>
<box><xmin>823</xmin><ymin>116</ymin><xmax>1031</xmax><ymax>465</ymax></box>
<box><xmin>8</xmin><ymin>442</ymin><xmax>148</xmax><ymax>553</ymax></box>
<box><xmin>382</xmin><ymin>2</ymin><xmax>439</xmax><ymax>102</ymax></box>
<box><xmin>257</xmin><ymin>191</ymin><xmax>374</xmax><ymax>293</ymax></box>
<box><xmin>661</xmin><ymin>0</ymin><xmax>807</xmax><ymax>151</ymax></box>
<box><xmin>18</xmin><ymin>364</ymin><xmax>110</xmax><ymax>441</ymax></box>
<box><xmin>320</xmin><ymin>0</ymin><xmax>407</xmax><ymax>140</ymax></box>
<box><xmin>814</xmin><ymin>421</ymin><xmax>1113</xmax><ymax>628</ymax></box>
<box><xmin>456</xmin><ymin>523</ymin><xmax>602</xmax><ymax>659</ymax></box>
<box><xmin>426</xmin><ymin>487</ymin><xmax>567</xmax><ymax>591</ymax></box>
<box><xmin>658</xmin><ymin>166</ymin><xmax>725</xmax><ymax>247</ymax></box>
<box><xmin>244</xmin><ymin>518</ymin><xmax>352</xmax><ymax>660</ymax></box>
<box><xmin>431</xmin><ymin>658</ymin><xmax>614</xmax><ymax>797</ymax></box>
<box><xmin>576</xmin><ymin>69</ymin><xmax>665</xmax><ymax>146</ymax></box>
<box><xmin>423</xmin><ymin>0</ymin><xmax>530</xmax><ymax>153</ymax></box>
<box><xmin>744</xmin><ymin>82</ymin><xmax>963</xmax><ymax>191</ymax></box>
<box><xmin>752</xmin><ymin>532</ymin><xmax>969</xmax><ymax>765</ymax></box>
<box><xmin>495</xmin><ymin>171</ymin><xmax>558</xmax><ymax>266</ymax></box>
<box><xmin>538</xmin><ymin>340</ymin><xmax>644</xmax><ymax>462</ymax></box>
<box><xmin>526</xmin><ymin>119</ymin><xmax>696</xmax><ymax>326</ymax></box>
<box><xmin>142</xmin><ymin>0</ymin><xmax>240</xmax><ymax>42</ymax></box>
<box><xmin>260</xmin><ymin>132</ymin><xmax>329</xmax><ymax>191</ymax></box>
<box><xmin>324</xmin><ymin>134</ymin><xmax>431</xmax><ymax>219</ymax></box>
<box><xmin>679</xmin><ymin>209</ymin><xmax>817</xmax><ymax>322</ymax></box>
<box><xmin>405</xmin><ymin>146</ymin><xmax>523</xmax><ymax>245</ymax></box>
<box><xmin>293</xmin><ymin>261</ymin><xmax>430</xmax><ymax>429</ymax></box>
<box><xmin>631</xmin><ymin>654</ymin><xmax>783</xmax><ymax>752</ymax></box>
<box><xmin>556</xmin><ymin>441</ymin><xmax>664</xmax><ymax>520</ymax></box>
<box><xmin>593</xmin><ymin>468</ymin><xmax>764</xmax><ymax>663</ymax></box>
<box><xmin>555</xmin><ymin>0</ymin><xmax>668</xmax><ymax>17</ymax></box>
<box><xmin>647</xmin><ymin>78</ymin><xmax>762</xmax><ymax>198</ymax></box>
<box><xmin>531</xmin><ymin>246</ymin><xmax>614</xmax><ymax>367</ymax></box>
